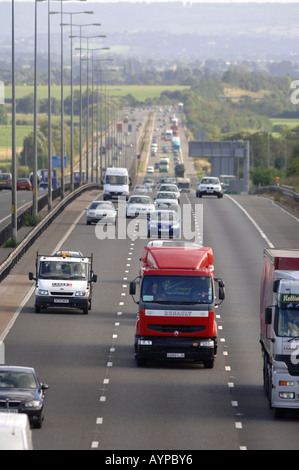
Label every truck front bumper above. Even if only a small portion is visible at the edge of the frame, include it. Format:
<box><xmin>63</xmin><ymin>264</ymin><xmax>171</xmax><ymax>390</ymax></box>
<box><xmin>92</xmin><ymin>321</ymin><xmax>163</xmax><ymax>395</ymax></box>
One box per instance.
<box><xmin>35</xmin><ymin>295</ymin><xmax>89</xmax><ymax>310</ymax></box>
<box><xmin>135</xmin><ymin>336</ymin><xmax>217</xmax><ymax>363</ymax></box>
<box><xmin>271</xmin><ymin>363</ymin><xmax>299</xmax><ymax>410</ymax></box>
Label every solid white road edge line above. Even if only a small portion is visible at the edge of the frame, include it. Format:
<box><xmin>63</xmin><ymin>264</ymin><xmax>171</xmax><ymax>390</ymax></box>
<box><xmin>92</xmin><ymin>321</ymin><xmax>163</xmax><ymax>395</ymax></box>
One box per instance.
<box><xmin>225</xmin><ymin>195</ymin><xmax>274</xmax><ymax>249</ymax></box>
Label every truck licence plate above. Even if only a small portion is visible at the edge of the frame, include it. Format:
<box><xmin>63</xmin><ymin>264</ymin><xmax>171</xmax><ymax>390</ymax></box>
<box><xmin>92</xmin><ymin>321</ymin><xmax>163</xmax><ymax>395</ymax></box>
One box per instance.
<box><xmin>54</xmin><ymin>298</ymin><xmax>69</xmax><ymax>303</ymax></box>
<box><xmin>167</xmin><ymin>353</ymin><xmax>185</xmax><ymax>358</ymax></box>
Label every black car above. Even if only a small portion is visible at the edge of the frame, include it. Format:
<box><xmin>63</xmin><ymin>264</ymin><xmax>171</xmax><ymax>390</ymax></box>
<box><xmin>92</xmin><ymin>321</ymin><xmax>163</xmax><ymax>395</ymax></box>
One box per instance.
<box><xmin>0</xmin><ymin>366</ymin><xmax>49</xmax><ymax>428</ymax></box>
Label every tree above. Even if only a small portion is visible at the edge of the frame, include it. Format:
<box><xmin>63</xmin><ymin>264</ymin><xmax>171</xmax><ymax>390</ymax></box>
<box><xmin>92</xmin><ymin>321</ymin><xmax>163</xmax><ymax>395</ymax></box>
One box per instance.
<box><xmin>19</xmin><ymin>130</ymin><xmax>48</xmax><ymax>170</ymax></box>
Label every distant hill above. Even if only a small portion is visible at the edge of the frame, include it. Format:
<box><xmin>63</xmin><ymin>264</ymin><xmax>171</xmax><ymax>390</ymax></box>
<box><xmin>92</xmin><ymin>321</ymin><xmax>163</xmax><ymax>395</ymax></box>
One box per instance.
<box><xmin>0</xmin><ymin>2</ymin><xmax>298</xmax><ymax>61</ymax></box>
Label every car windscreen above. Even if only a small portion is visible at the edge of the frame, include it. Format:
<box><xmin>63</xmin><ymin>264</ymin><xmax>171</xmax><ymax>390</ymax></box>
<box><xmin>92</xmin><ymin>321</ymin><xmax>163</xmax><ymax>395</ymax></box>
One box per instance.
<box><xmin>157</xmin><ymin>192</ymin><xmax>176</xmax><ymax>199</ymax></box>
<box><xmin>129</xmin><ymin>197</ymin><xmax>152</xmax><ymax>204</ymax></box>
<box><xmin>90</xmin><ymin>203</ymin><xmax>113</xmax><ymax>210</ymax></box>
<box><xmin>201</xmin><ymin>178</ymin><xmax>219</xmax><ymax>184</ymax></box>
<box><xmin>141</xmin><ymin>275</ymin><xmax>213</xmax><ymax>304</ymax></box>
<box><xmin>150</xmin><ymin>212</ymin><xmax>177</xmax><ymax>221</ymax></box>
<box><xmin>0</xmin><ymin>370</ymin><xmax>37</xmax><ymax>389</ymax></box>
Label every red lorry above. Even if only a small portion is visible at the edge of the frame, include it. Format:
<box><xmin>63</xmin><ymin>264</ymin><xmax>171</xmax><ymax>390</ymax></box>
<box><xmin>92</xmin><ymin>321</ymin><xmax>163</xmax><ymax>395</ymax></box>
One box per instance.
<box><xmin>130</xmin><ymin>245</ymin><xmax>225</xmax><ymax>368</ymax></box>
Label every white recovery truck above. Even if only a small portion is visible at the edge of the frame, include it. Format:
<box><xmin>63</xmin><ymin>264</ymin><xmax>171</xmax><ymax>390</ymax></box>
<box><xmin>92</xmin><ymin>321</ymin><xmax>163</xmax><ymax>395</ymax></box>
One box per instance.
<box><xmin>29</xmin><ymin>251</ymin><xmax>97</xmax><ymax>315</ymax></box>
<box><xmin>260</xmin><ymin>248</ymin><xmax>299</xmax><ymax>417</ymax></box>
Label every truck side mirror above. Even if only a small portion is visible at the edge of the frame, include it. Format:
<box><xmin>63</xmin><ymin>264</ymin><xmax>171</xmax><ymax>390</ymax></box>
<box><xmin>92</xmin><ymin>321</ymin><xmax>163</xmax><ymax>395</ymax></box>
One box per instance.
<box><xmin>273</xmin><ymin>280</ymin><xmax>280</xmax><ymax>293</ymax></box>
<box><xmin>219</xmin><ymin>285</ymin><xmax>225</xmax><ymax>300</ymax></box>
<box><xmin>215</xmin><ymin>278</ymin><xmax>225</xmax><ymax>301</ymax></box>
<box><xmin>129</xmin><ymin>281</ymin><xmax>136</xmax><ymax>296</ymax></box>
<box><xmin>265</xmin><ymin>306</ymin><xmax>272</xmax><ymax>325</ymax></box>
<box><xmin>28</xmin><ymin>272</ymin><xmax>35</xmax><ymax>281</ymax></box>
<box><xmin>92</xmin><ymin>274</ymin><xmax>97</xmax><ymax>283</ymax></box>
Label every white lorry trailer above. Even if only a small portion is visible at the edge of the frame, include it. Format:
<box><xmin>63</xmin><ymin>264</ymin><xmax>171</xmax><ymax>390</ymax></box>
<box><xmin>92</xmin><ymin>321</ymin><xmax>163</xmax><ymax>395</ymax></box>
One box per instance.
<box><xmin>260</xmin><ymin>248</ymin><xmax>299</xmax><ymax>417</ymax></box>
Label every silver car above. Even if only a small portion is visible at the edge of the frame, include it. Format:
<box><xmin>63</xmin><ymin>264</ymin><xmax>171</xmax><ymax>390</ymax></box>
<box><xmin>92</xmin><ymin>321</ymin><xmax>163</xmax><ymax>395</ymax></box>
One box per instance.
<box><xmin>126</xmin><ymin>195</ymin><xmax>155</xmax><ymax>218</ymax></box>
<box><xmin>155</xmin><ymin>191</ymin><xmax>179</xmax><ymax>209</ymax></box>
<box><xmin>85</xmin><ymin>200</ymin><xmax>117</xmax><ymax>225</ymax></box>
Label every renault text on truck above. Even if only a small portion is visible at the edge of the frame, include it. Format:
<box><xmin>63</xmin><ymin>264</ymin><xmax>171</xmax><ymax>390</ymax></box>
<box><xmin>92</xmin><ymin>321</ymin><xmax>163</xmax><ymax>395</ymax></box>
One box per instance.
<box><xmin>130</xmin><ymin>245</ymin><xmax>225</xmax><ymax>368</ymax></box>
<box><xmin>103</xmin><ymin>167</ymin><xmax>130</xmax><ymax>201</ymax></box>
<box><xmin>260</xmin><ymin>248</ymin><xmax>299</xmax><ymax>417</ymax></box>
<box><xmin>29</xmin><ymin>251</ymin><xmax>97</xmax><ymax>315</ymax></box>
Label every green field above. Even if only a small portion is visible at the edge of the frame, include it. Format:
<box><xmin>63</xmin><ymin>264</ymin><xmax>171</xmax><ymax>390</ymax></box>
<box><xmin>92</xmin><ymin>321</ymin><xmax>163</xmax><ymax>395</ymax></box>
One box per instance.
<box><xmin>0</xmin><ymin>84</ymin><xmax>189</xmax><ymax>159</ymax></box>
<box><xmin>4</xmin><ymin>84</ymin><xmax>189</xmax><ymax>102</ymax></box>
<box><xmin>270</xmin><ymin>117</ymin><xmax>299</xmax><ymax>129</ymax></box>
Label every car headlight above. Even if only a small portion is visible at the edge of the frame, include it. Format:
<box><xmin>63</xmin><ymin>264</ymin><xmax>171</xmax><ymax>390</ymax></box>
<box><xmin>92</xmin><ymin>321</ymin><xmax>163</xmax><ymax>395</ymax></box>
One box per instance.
<box><xmin>38</xmin><ymin>289</ymin><xmax>48</xmax><ymax>295</ymax></box>
<box><xmin>25</xmin><ymin>400</ymin><xmax>42</xmax><ymax>410</ymax></box>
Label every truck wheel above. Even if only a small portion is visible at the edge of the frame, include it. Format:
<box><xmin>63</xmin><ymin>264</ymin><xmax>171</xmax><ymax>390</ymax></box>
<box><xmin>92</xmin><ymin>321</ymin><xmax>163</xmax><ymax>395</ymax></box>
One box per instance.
<box><xmin>83</xmin><ymin>306</ymin><xmax>88</xmax><ymax>315</ymax></box>
<box><xmin>35</xmin><ymin>304</ymin><xmax>41</xmax><ymax>313</ymax></box>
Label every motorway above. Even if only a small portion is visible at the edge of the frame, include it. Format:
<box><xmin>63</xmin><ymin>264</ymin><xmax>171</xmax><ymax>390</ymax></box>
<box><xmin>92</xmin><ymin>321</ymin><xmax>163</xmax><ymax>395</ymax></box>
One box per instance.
<box><xmin>1</xmin><ymin>110</ymin><xmax>299</xmax><ymax>451</ymax></box>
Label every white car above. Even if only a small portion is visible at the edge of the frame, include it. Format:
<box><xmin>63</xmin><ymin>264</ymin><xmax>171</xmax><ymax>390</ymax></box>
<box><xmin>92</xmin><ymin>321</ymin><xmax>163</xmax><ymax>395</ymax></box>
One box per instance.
<box><xmin>196</xmin><ymin>177</ymin><xmax>224</xmax><ymax>198</ymax></box>
<box><xmin>85</xmin><ymin>200</ymin><xmax>117</xmax><ymax>225</ymax></box>
<box><xmin>155</xmin><ymin>191</ymin><xmax>179</xmax><ymax>209</ymax></box>
<box><xmin>126</xmin><ymin>195</ymin><xmax>155</xmax><ymax>218</ymax></box>
<box><xmin>147</xmin><ymin>210</ymin><xmax>181</xmax><ymax>239</ymax></box>
<box><xmin>143</xmin><ymin>178</ymin><xmax>155</xmax><ymax>191</ymax></box>
<box><xmin>147</xmin><ymin>166</ymin><xmax>154</xmax><ymax>174</ymax></box>
<box><xmin>159</xmin><ymin>183</ymin><xmax>180</xmax><ymax>200</ymax></box>
<box><xmin>133</xmin><ymin>185</ymin><xmax>148</xmax><ymax>194</ymax></box>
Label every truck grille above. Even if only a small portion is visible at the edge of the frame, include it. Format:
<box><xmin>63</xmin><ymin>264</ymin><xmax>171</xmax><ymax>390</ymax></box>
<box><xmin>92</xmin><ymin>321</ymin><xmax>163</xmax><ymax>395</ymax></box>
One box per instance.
<box><xmin>50</xmin><ymin>292</ymin><xmax>73</xmax><ymax>296</ymax></box>
<box><xmin>148</xmin><ymin>324</ymin><xmax>206</xmax><ymax>334</ymax></box>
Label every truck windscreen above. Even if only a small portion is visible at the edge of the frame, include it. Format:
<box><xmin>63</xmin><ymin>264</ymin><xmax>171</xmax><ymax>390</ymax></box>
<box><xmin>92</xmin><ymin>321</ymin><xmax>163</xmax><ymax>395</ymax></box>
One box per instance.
<box><xmin>277</xmin><ymin>307</ymin><xmax>299</xmax><ymax>337</ymax></box>
<box><xmin>39</xmin><ymin>261</ymin><xmax>87</xmax><ymax>280</ymax></box>
<box><xmin>141</xmin><ymin>275</ymin><xmax>213</xmax><ymax>304</ymax></box>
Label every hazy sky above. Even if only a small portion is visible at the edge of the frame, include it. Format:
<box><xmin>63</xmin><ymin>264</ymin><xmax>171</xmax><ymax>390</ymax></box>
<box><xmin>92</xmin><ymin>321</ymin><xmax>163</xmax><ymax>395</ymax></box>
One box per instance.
<box><xmin>11</xmin><ymin>0</ymin><xmax>299</xmax><ymax>3</ymax></box>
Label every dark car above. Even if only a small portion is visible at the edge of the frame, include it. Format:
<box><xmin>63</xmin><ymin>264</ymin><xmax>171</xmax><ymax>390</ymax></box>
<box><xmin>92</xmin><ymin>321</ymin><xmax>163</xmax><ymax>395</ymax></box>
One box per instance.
<box><xmin>0</xmin><ymin>366</ymin><xmax>49</xmax><ymax>428</ymax></box>
<box><xmin>17</xmin><ymin>178</ymin><xmax>32</xmax><ymax>191</ymax></box>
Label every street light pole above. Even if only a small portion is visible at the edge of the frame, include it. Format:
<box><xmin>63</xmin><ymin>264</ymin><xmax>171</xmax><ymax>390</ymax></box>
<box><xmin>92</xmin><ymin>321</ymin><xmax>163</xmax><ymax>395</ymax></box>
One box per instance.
<box><xmin>62</xmin><ymin>11</ymin><xmax>94</xmax><ymax>191</ymax></box>
<box><xmin>74</xmin><ymin>32</ymin><xmax>105</xmax><ymax>183</ymax></box>
<box><xmin>11</xmin><ymin>0</ymin><xmax>17</xmax><ymax>242</ymax></box>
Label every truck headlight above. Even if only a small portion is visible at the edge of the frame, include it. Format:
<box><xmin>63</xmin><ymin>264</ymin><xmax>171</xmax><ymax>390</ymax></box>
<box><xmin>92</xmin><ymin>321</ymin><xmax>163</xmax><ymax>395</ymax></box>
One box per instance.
<box><xmin>38</xmin><ymin>289</ymin><xmax>48</xmax><ymax>295</ymax></box>
<box><xmin>279</xmin><ymin>381</ymin><xmax>294</xmax><ymax>386</ymax></box>
<box><xmin>199</xmin><ymin>340</ymin><xmax>214</xmax><ymax>348</ymax></box>
<box><xmin>279</xmin><ymin>392</ymin><xmax>295</xmax><ymax>399</ymax></box>
<box><xmin>75</xmin><ymin>291</ymin><xmax>86</xmax><ymax>297</ymax></box>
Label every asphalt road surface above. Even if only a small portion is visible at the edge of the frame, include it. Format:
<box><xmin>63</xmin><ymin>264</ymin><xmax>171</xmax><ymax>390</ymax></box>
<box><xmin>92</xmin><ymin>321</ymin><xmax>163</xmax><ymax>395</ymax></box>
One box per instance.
<box><xmin>1</xmin><ymin>110</ymin><xmax>299</xmax><ymax>451</ymax></box>
<box><xmin>0</xmin><ymin>187</ymin><xmax>298</xmax><ymax>451</ymax></box>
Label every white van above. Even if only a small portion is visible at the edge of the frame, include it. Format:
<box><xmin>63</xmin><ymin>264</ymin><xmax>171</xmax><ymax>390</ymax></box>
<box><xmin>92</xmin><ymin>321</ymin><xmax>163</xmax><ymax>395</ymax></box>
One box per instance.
<box><xmin>29</xmin><ymin>252</ymin><xmax>97</xmax><ymax>315</ymax></box>
<box><xmin>103</xmin><ymin>168</ymin><xmax>130</xmax><ymax>201</ymax></box>
<box><xmin>0</xmin><ymin>414</ymin><xmax>33</xmax><ymax>450</ymax></box>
